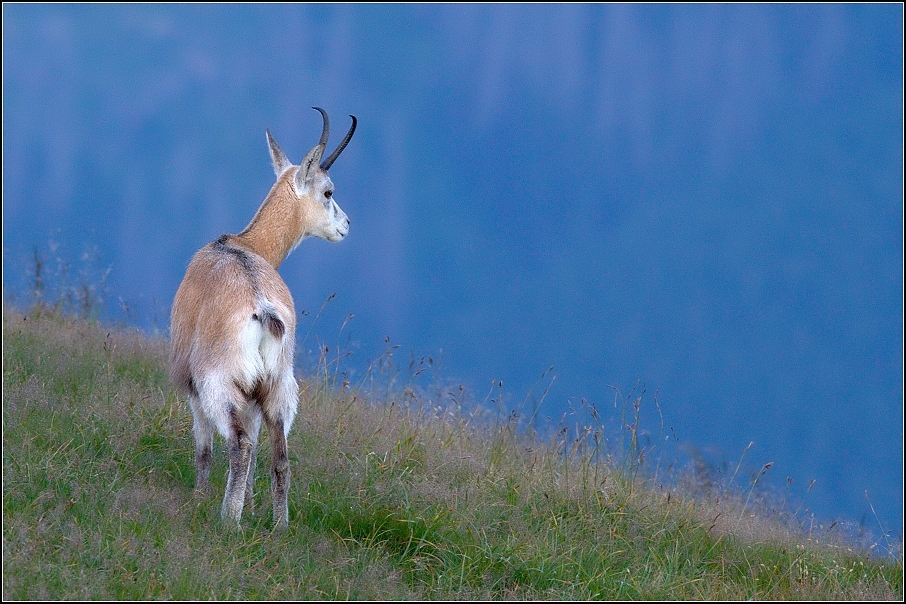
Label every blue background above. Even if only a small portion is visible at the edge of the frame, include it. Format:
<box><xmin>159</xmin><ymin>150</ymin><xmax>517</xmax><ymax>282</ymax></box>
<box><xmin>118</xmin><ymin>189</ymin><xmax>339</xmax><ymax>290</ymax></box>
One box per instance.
<box><xmin>3</xmin><ymin>4</ymin><xmax>902</xmax><ymax>544</ymax></box>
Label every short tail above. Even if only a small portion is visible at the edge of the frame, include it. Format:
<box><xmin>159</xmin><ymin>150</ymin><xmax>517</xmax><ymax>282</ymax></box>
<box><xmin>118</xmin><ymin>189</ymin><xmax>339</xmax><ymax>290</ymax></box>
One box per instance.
<box><xmin>252</xmin><ymin>306</ymin><xmax>285</xmax><ymax>340</ymax></box>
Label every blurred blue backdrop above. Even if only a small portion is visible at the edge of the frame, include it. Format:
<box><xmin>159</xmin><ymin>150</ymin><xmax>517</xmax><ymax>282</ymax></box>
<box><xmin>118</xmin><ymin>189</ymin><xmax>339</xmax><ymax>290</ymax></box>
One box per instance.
<box><xmin>3</xmin><ymin>4</ymin><xmax>902</xmax><ymax>543</ymax></box>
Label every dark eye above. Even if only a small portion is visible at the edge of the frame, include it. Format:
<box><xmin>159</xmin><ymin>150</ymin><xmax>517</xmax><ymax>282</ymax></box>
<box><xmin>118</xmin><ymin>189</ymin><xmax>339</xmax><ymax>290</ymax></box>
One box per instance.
<box><xmin>325</xmin><ymin>190</ymin><xmax>333</xmax><ymax>199</ymax></box>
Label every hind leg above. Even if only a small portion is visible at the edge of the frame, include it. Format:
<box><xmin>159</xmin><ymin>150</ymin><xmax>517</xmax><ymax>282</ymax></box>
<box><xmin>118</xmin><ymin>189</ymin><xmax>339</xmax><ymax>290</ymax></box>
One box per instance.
<box><xmin>265</xmin><ymin>415</ymin><xmax>289</xmax><ymax>528</ymax></box>
<box><xmin>221</xmin><ymin>406</ymin><xmax>254</xmax><ymax>526</ymax></box>
<box><xmin>188</xmin><ymin>395</ymin><xmax>214</xmax><ymax>494</ymax></box>
<box><xmin>263</xmin><ymin>375</ymin><xmax>298</xmax><ymax>529</ymax></box>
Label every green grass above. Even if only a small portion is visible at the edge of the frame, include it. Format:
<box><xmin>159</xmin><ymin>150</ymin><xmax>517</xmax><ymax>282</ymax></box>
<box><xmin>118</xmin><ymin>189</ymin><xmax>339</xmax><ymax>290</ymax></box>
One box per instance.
<box><xmin>3</xmin><ymin>303</ymin><xmax>902</xmax><ymax>599</ymax></box>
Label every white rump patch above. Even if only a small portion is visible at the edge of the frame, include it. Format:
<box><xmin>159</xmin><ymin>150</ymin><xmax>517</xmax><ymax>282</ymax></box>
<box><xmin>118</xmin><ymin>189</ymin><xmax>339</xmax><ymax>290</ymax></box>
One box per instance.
<box><xmin>236</xmin><ymin>309</ymin><xmax>285</xmax><ymax>388</ymax></box>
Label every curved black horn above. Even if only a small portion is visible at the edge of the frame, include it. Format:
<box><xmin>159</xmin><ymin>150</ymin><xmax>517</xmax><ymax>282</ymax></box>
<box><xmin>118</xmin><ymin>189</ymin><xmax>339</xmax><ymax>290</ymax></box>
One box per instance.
<box><xmin>312</xmin><ymin>107</ymin><xmax>330</xmax><ymax>147</ymax></box>
<box><xmin>320</xmin><ymin>115</ymin><xmax>357</xmax><ymax>171</ymax></box>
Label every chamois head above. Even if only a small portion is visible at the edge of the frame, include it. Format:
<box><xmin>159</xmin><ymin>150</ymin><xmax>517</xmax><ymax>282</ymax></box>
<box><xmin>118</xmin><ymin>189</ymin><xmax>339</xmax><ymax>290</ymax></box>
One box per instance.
<box><xmin>266</xmin><ymin>107</ymin><xmax>356</xmax><ymax>243</ymax></box>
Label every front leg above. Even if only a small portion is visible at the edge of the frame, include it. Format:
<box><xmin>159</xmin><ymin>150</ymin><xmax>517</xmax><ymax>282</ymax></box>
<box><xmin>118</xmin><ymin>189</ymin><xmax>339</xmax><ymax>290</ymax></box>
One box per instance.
<box><xmin>244</xmin><ymin>411</ymin><xmax>262</xmax><ymax>513</ymax></box>
<box><xmin>244</xmin><ymin>440</ymin><xmax>257</xmax><ymax>513</ymax></box>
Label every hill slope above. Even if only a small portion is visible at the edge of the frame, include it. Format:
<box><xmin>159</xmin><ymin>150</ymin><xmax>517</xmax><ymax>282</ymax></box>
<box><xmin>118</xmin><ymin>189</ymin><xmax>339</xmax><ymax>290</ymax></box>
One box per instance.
<box><xmin>2</xmin><ymin>305</ymin><xmax>902</xmax><ymax>599</ymax></box>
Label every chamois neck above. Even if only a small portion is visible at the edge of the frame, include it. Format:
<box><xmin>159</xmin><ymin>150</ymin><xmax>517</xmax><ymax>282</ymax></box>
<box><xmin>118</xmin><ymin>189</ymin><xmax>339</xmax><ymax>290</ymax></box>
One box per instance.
<box><xmin>234</xmin><ymin>186</ymin><xmax>305</xmax><ymax>269</ymax></box>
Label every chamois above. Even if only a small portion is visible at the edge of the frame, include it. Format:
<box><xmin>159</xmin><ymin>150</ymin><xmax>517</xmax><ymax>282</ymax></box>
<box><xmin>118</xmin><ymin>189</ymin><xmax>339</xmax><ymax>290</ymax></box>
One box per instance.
<box><xmin>169</xmin><ymin>107</ymin><xmax>356</xmax><ymax>527</ymax></box>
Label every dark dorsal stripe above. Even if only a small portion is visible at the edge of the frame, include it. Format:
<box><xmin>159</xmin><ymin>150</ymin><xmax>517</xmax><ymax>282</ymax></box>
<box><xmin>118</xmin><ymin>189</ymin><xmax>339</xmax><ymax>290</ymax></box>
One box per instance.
<box><xmin>213</xmin><ymin>235</ymin><xmax>284</xmax><ymax>340</ymax></box>
<box><xmin>214</xmin><ymin>235</ymin><xmax>257</xmax><ymax>276</ymax></box>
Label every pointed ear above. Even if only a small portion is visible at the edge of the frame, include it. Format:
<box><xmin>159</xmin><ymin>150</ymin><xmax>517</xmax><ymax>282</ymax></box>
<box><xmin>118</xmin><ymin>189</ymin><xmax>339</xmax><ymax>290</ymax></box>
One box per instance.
<box><xmin>267</xmin><ymin>129</ymin><xmax>292</xmax><ymax>177</ymax></box>
<box><xmin>294</xmin><ymin>143</ymin><xmax>325</xmax><ymax>191</ymax></box>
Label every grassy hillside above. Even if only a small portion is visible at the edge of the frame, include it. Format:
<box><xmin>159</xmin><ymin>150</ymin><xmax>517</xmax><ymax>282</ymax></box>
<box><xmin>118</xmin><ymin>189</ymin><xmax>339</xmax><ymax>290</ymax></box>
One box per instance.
<box><xmin>2</xmin><ymin>304</ymin><xmax>902</xmax><ymax>599</ymax></box>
